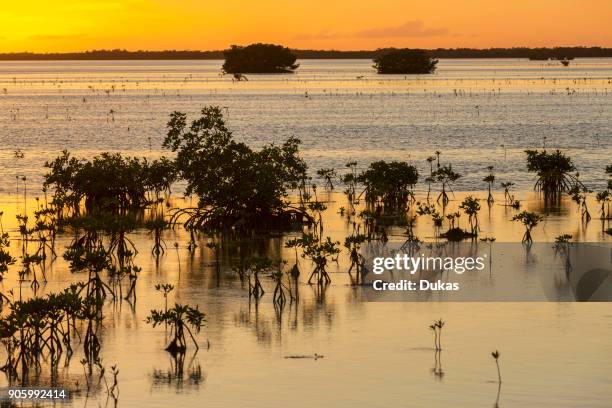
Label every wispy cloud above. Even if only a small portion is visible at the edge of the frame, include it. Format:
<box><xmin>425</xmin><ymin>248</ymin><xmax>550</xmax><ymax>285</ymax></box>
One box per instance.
<box><xmin>355</xmin><ymin>20</ymin><xmax>449</xmax><ymax>38</ymax></box>
<box><xmin>295</xmin><ymin>20</ymin><xmax>449</xmax><ymax>41</ymax></box>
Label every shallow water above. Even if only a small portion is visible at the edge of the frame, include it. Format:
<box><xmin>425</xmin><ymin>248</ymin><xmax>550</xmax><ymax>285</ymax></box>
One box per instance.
<box><xmin>0</xmin><ymin>59</ymin><xmax>611</xmax><ymax>407</ymax></box>
<box><xmin>0</xmin><ymin>59</ymin><xmax>611</xmax><ymax>192</ymax></box>
<box><xmin>0</xmin><ymin>191</ymin><xmax>611</xmax><ymax>407</ymax></box>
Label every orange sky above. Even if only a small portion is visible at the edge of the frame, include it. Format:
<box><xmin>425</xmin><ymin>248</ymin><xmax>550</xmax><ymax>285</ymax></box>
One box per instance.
<box><xmin>0</xmin><ymin>0</ymin><xmax>610</xmax><ymax>52</ymax></box>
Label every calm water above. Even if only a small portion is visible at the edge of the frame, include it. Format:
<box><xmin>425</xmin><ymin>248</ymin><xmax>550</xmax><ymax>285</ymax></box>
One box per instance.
<box><xmin>0</xmin><ymin>59</ymin><xmax>611</xmax><ymax>407</ymax></box>
<box><xmin>0</xmin><ymin>59</ymin><xmax>611</xmax><ymax>192</ymax></box>
<box><xmin>0</xmin><ymin>191</ymin><xmax>610</xmax><ymax>407</ymax></box>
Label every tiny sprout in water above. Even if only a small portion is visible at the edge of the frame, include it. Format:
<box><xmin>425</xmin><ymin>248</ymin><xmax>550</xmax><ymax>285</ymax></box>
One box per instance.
<box><xmin>491</xmin><ymin>350</ymin><xmax>502</xmax><ymax>383</ymax></box>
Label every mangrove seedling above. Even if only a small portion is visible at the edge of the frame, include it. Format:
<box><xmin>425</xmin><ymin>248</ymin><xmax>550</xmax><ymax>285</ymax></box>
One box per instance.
<box><xmin>459</xmin><ymin>196</ymin><xmax>481</xmax><ymax>235</ymax></box>
<box><xmin>344</xmin><ymin>232</ymin><xmax>367</xmax><ymax>284</ymax></box>
<box><xmin>300</xmin><ymin>235</ymin><xmax>340</xmax><ymax>286</ymax></box>
<box><xmin>155</xmin><ymin>283</ymin><xmax>175</xmax><ymax>314</ymax></box>
<box><xmin>569</xmin><ymin>185</ymin><xmax>592</xmax><ymax>223</ymax></box>
<box><xmin>316</xmin><ymin>168</ymin><xmax>337</xmax><ymax>190</ymax></box>
<box><xmin>491</xmin><ymin>350</ymin><xmax>502</xmax><ymax>383</ymax></box>
<box><xmin>432</xmin><ymin>165</ymin><xmax>461</xmax><ymax>208</ymax></box>
<box><xmin>501</xmin><ymin>182</ymin><xmax>515</xmax><ymax>206</ymax></box>
<box><xmin>146</xmin><ymin>303</ymin><xmax>206</xmax><ymax>354</ymax></box>
<box><xmin>429</xmin><ymin>324</ymin><xmax>438</xmax><ymax>350</ymax></box>
<box><xmin>435</xmin><ymin>319</ymin><xmax>445</xmax><ymax>350</ymax></box>
<box><xmin>483</xmin><ymin>166</ymin><xmax>495</xmax><ymax>204</ymax></box>
<box><xmin>145</xmin><ymin>218</ymin><xmax>169</xmax><ymax>256</ymax></box>
<box><xmin>512</xmin><ymin>211</ymin><xmax>543</xmax><ymax>244</ymax></box>
<box><xmin>595</xmin><ymin>190</ymin><xmax>611</xmax><ymax>219</ymax></box>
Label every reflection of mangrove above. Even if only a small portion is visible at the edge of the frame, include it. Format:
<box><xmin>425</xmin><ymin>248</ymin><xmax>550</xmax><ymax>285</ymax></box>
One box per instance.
<box><xmin>151</xmin><ymin>353</ymin><xmax>203</xmax><ymax>389</ymax></box>
<box><xmin>431</xmin><ymin>350</ymin><xmax>444</xmax><ymax>380</ymax></box>
<box><xmin>0</xmin><ymin>102</ymin><xmax>610</xmax><ymax>404</ymax></box>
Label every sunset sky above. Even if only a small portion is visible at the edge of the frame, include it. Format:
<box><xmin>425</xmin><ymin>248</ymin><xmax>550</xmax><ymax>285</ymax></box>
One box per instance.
<box><xmin>0</xmin><ymin>0</ymin><xmax>610</xmax><ymax>52</ymax></box>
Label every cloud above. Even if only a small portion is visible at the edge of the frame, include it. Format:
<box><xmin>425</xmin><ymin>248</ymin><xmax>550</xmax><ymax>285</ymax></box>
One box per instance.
<box><xmin>355</xmin><ymin>20</ymin><xmax>449</xmax><ymax>38</ymax></box>
<box><xmin>293</xmin><ymin>31</ymin><xmax>347</xmax><ymax>41</ymax></box>
<box><xmin>295</xmin><ymin>20</ymin><xmax>449</xmax><ymax>41</ymax></box>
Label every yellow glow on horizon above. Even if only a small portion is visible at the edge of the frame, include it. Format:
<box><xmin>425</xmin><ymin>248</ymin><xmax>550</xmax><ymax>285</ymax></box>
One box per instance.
<box><xmin>0</xmin><ymin>0</ymin><xmax>611</xmax><ymax>52</ymax></box>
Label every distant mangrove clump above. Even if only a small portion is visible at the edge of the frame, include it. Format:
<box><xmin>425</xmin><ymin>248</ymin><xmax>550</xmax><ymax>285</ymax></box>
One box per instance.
<box><xmin>373</xmin><ymin>49</ymin><xmax>438</xmax><ymax>74</ymax></box>
<box><xmin>222</xmin><ymin>43</ymin><xmax>299</xmax><ymax>74</ymax></box>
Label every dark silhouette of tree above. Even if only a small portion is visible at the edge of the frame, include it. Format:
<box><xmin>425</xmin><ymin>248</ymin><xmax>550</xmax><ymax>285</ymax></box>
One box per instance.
<box><xmin>163</xmin><ymin>106</ymin><xmax>309</xmax><ymax>231</ymax></box>
<box><xmin>358</xmin><ymin>161</ymin><xmax>418</xmax><ymax>212</ymax></box>
<box><xmin>525</xmin><ymin>150</ymin><xmax>582</xmax><ymax>199</ymax></box>
<box><xmin>373</xmin><ymin>49</ymin><xmax>437</xmax><ymax>74</ymax></box>
<box><xmin>222</xmin><ymin>43</ymin><xmax>299</xmax><ymax>74</ymax></box>
<box><xmin>1</xmin><ymin>47</ymin><xmax>611</xmax><ymax>61</ymax></box>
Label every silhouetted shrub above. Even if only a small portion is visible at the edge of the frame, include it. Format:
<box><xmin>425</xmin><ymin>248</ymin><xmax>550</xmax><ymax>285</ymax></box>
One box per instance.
<box><xmin>524</xmin><ymin>150</ymin><xmax>581</xmax><ymax>197</ymax></box>
<box><xmin>222</xmin><ymin>43</ymin><xmax>299</xmax><ymax>74</ymax></box>
<box><xmin>44</xmin><ymin>151</ymin><xmax>177</xmax><ymax>215</ymax></box>
<box><xmin>358</xmin><ymin>161</ymin><xmax>418</xmax><ymax>211</ymax></box>
<box><xmin>373</xmin><ymin>49</ymin><xmax>437</xmax><ymax>74</ymax></box>
<box><xmin>163</xmin><ymin>106</ymin><xmax>308</xmax><ymax>231</ymax></box>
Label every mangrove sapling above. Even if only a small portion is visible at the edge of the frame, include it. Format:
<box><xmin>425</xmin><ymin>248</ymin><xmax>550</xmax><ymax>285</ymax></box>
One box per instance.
<box><xmin>445</xmin><ymin>212</ymin><xmax>461</xmax><ymax>230</ymax></box>
<box><xmin>429</xmin><ymin>324</ymin><xmax>439</xmax><ymax>350</ymax></box>
<box><xmin>285</xmin><ymin>237</ymin><xmax>302</xmax><ymax>278</ymax></box>
<box><xmin>417</xmin><ymin>202</ymin><xmax>443</xmax><ymax>236</ymax></box>
<box><xmin>173</xmin><ymin>242</ymin><xmax>181</xmax><ymax>275</ymax></box>
<box><xmin>272</xmin><ymin>261</ymin><xmax>294</xmax><ymax>309</ymax></box>
<box><xmin>246</xmin><ymin>257</ymin><xmax>273</xmax><ymax>300</ymax></box>
<box><xmin>123</xmin><ymin>265</ymin><xmax>141</xmax><ymax>302</ymax></box>
<box><xmin>344</xmin><ymin>232</ymin><xmax>367</xmax><ymax>284</ymax></box>
<box><xmin>525</xmin><ymin>149</ymin><xmax>582</xmax><ymax>200</ymax></box>
<box><xmin>433</xmin><ymin>165</ymin><xmax>462</xmax><ymax>208</ymax></box>
<box><xmin>435</xmin><ymin>319</ymin><xmax>445</xmax><ymax>350</ymax></box>
<box><xmin>300</xmin><ymin>235</ymin><xmax>340</xmax><ymax>286</ymax></box>
<box><xmin>426</xmin><ymin>156</ymin><xmax>436</xmax><ymax>201</ymax></box>
<box><xmin>479</xmin><ymin>236</ymin><xmax>497</xmax><ymax>275</ymax></box>
<box><xmin>317</xmin><ymin>168</ymin><xmax>337</xmax><ymax>190</ymax></box>
<box><xmin>0</xmin><ymin>232</ymin><xmax>16</xmax><ymax>281</ymax></box>
<box><xmin>155</xmin><ymin>284</ymin><xmax>175</xmax><ymax>316</ymax></box>
<box><xmin>459</xmin><ymin>196</ymin><xmax>481</xmax><ymax>235</ymax></box>
<box><xmin>595</xmin><ymin>190</ymin><xmax>611</xmax><ymax>220</ymax></box>
<box><xmin>146</xmin><ymin>304</ymin><xmax>206</xmax><ymax>354</ymax></box>
<box><xmin>483</xmin><ymin>166</ymin><xmax>495</xmax><ymax>204</ymax></box>
<box><xmin>145</xmin><ymin>218</ymin><xmax>169</xmax><ymax>256</ymax></box>
<box><xmin>307</xmin><ymin>200</ymin><xmax>327</xmax><ymax>240</ymax></box>
<box><xmin>501</xmin><ymin>182</ymin><xmax>515</xmax><ymax>206</ymax></box>
<box><xmin>491</xmin><ymin>350</ymin><xmax>502</xmax><ymax>383</ymax></box>
<box><xmin>512</xmin><ymin>211</ymin><xmax>544</xmax><ymax>244</ymax></box>
<box><xmin>569</xmin><ymin>185</ymin><xmax>592</xmax><ymax>223</ymax></box>
<box><xmin>553</xmin><ymin>234</ymin><xmax>573</xmax><ymax>276</ymax></box>
<box><xmin>342</xmin><ymin>161</ymin><xmax>359</xmax><ymax>203</ymax></box>
<box><xmin>606</xmin><ymin>165</ymin><xmax>612</xmax><ymax>190</ymax></box>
